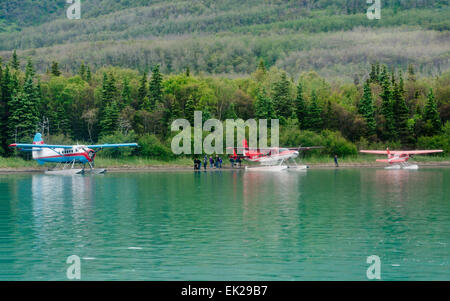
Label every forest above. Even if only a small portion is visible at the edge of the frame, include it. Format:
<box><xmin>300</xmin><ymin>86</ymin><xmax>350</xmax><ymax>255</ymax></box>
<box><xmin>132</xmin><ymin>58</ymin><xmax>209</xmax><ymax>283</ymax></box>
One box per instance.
<box><xmin>0</xmin><ymin>1</ymin><xmax>448</xmax><ymax>82</ymax></box>
<box><xmin>0</xmin><ymin>52</ymin><xmax>448</xmax><ymax>161</ymax></box>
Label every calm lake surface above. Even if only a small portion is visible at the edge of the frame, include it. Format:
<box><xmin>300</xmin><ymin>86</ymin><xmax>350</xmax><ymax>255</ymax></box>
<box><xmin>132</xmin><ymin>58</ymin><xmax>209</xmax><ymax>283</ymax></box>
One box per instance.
<box><xmin>0</xmin><ymin>168</ymin><xmax>449</xmax><ymax>281</ymax></box>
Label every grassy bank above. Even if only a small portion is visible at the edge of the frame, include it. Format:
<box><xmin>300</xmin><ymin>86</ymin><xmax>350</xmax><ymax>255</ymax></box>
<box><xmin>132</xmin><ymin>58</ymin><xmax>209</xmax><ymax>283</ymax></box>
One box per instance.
<box><xmin>0</xmin><ymin>155</ymin><xmax>449</xmax><ymax>170</ymax></box>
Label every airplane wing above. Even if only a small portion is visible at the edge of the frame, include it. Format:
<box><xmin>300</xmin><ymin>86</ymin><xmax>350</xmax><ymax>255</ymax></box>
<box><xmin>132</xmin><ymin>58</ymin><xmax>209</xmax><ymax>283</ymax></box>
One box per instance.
<box><xmin>86</xmin><ymin>143</ymin><xmax>139</xmax><ymax>149</ymax></box>
<box><xmin>9</xmin><ymin>143</ymin><xmax>73</xmax><ymax>150</ymax></box>
<box><xmin>361</xmin><ymin>150</ymin><xmax>443</xmax><ymax>155</ymax></box>
<box><xmin>359</xmin><ymin>150</ymin><xmax>390</xmax><ymax>154</ymax></box>
<box><xmin>390</xmin><ymin>150</ymin><xmax>443</xmax><ymax>155</ymax></box>
<box><xmin>287</xmin><ymin>146</ymin><xmax>324</xmax><ymax>150</ymax></box>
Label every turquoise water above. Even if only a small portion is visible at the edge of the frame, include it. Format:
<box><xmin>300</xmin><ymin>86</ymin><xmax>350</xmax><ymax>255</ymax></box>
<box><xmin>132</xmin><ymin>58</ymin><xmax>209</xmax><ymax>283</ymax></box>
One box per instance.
<box><xmin>0</xmin><ymin>168</ymin><xmax>449</xmax><ymax>281</ymax></box>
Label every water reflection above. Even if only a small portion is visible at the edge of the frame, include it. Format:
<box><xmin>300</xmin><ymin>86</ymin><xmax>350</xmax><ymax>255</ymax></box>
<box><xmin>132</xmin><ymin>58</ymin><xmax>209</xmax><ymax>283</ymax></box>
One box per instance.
<box><xmin>0</xmin><ymin>169</ymin><xmax>448</xmax><ymax>280</ymax></box>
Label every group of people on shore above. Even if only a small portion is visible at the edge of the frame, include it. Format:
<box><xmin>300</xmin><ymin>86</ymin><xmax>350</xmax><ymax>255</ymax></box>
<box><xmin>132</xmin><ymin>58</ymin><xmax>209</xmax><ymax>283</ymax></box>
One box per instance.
<box><xmin>193</xmin><ymin>155</ymin><xmax>243</xmax><ymax>170</ymax></box>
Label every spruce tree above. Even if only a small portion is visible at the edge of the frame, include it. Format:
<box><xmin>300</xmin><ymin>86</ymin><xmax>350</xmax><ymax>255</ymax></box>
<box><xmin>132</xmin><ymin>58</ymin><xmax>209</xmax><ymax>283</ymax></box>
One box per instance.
<box><xmin>305</xmin><ymin>90</ymin><xmax>322</xmax><ymax>132</ymax></box>
<box><xmin>25</xmin><ymin>59</ymin><xmax>34</xmax><ymax>78</ymax></box>
<box><xmin>392</xmin><ymin>82</ymin><xmax>414</xmax><ymax>146</ymax></box>
<box><xmin>50</xmin><ymin>61</ymin><xmax>61</xmax><ymax>76</ymax></box>
<box><xmin>294</xmin><ymin>82</ymin><xmax>307</xmax><ymax>129</ymax></box>
<box><xmin>380</xmin><ymin>77</ymin><xmax>396</xmax><ymax>141</ymax></box>
<box><xmin>79</xmin><ymin>62</ymin><xmax>86</xmax><ymax>80</ymax></box>
<box><xmin>255</xmin><ymin>87</ymin><xmax>275</xmax><ymax>120</ymax></box>
<box><xmin>121</xmin><ymin>77</ymin><xmax>131</xmax><ymax>108</ymax></box>
<box><xmin>8</xmin><ymin>75</ymin><xmax>39</xmax><ymax>143</ymax></box>
<box><xmin>359</xmin><ymin>80</ymin><xmax>376</xmax><ymax>138</ymax></box>
<box><xmin>369</xmin><ymin>64</ymin><xmax>377</xmax><ymax>83</ymax></box>
<box><xmin>184</xmin><ymin>95</ymin><xmax>195</xmax><ymax>124</ymax></box>
<box><xmin>86</xmin><ymin>66</ymin><xmax>92</xmax><ymax>82</ymax></box>
<box><xmin>423</xmin><ymin>89</ymin><xmax>442</xmax><ymax>136</ymax></box>
<box><xmin>138</xmin><ymin>72</ymin><xmax>148</xmax><ymax>105</ymax></box>
<box><xmin>149</xmin><ymin>64</ymin><xmax>163</xmax><ymax>110</ymax></box>
<box><xmin>272</xmin><ymin>72</ymin><xmax>292</xmax><ymax>118</ymax></box>
<box><xmin>100</xmin><ymin>101</ymin><xmax>119</xmax><ymax>136</ymax></box>
<box><xmin>11</xmin><ymin>50</ymin><xmax>19</xmax><ymax>70</ymax></box>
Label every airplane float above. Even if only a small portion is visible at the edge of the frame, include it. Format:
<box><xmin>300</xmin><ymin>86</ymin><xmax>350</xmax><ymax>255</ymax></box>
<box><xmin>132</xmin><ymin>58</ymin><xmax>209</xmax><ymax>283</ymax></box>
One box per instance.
<box><xmin>9</xmin><ymin>133</ymin><xmax>138</xmax><ymax>175</ymax></box>
<box><xmin>359</xmin><ymin>148</ymin><xmax>443</xmax><ymax>170</ymax></box>
<box><xmin>229</xmin><ymin>139</ymin><xmax>322</xmax><ymax>171</ymax></box>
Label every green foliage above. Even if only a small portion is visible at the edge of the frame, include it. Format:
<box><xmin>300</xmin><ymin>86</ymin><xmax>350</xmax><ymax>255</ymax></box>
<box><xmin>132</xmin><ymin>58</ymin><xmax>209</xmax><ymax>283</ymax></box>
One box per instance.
<box><xmin>359</xmin><ymin>80</ymin><xmax>376</xmax><ymax>138</ymax></box>
<box><xmin>98</xmin><ymin>130</ymin><xmax>137</xmax><ymax>158</ymax></box>
<box><xmin>254</xmin><ymin>87</ymin><xmax>275</xmax><ymax>120</ymax></box>
<box><xmin>423</xmin><ymin>89</ymin><xmax>442</xmax><ymax>136</ymax></box>
<box><xmin>304</xmin><ymin>90</ymin><xmax>323</xmax><ymax>132</ymax></box>
<box><xmin>149</xmin><ymin>65</ymin><xmax>163</xmax><ymax>111</ymax></box>
<box><xmin>294</xmin><ymin>82</ymin><xmax>307</xmax><ymax>129</ymax></box>
<box><xmin>138</xmin><ymin>134</ymin><xmax>174</xmax><ymax>160</ymax></box>
<box><xmin>0</xmin><ymin>58</ymin><xmax>448</xmax><ymax>161</ymax></box>
<box><xmin>50</xmin><ymin>61</ymin><xmax>61</xmax><ymax>76</ymax></box>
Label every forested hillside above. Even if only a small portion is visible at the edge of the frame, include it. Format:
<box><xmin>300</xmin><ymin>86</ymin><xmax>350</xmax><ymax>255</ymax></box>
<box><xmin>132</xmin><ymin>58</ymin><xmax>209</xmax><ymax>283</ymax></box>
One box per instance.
<box><xmin>0</xmin><ymin>0</ymin><xmax>449</xmax><ymax>81</ymax></box>
<box><xmin>0</xmin><ymin>54</ymin><xmax>448</xmax><ymax>159</ymax></box>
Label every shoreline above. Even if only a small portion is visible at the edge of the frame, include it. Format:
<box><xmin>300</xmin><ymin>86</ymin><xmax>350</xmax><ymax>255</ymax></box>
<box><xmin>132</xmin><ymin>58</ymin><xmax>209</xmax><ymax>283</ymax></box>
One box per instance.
<box><xmin>1</xmin><ymin>161</ymin><xmax>449</xmax><ymax>174</ymax></box>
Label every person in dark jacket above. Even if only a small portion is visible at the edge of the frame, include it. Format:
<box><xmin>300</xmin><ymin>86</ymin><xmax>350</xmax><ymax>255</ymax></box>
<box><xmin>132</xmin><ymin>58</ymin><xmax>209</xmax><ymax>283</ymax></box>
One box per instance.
<box><xmin>203</xmin><ymin>155</ymin><xmax>208</xmax><ymax>170</ymax></box>
<box><xmin>334</xmin><ymin>155</ymin><xmax>339</xmax><ymax>167</ymax></box>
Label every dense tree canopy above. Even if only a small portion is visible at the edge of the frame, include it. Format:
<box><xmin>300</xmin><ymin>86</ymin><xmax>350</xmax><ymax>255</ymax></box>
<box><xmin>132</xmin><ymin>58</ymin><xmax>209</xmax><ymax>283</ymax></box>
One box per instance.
<box><xmin>0</xmin><ymin>54</ymin><xmax>448</xmax><ymax>159</ymax></box>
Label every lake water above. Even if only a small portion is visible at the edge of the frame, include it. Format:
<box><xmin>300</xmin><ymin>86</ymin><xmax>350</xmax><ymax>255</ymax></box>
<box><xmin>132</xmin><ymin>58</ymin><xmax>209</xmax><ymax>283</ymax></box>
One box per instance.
<box><xmin>0</xmin><ymin>168</ymin><xmax>449</xmax><ymax>281</ymax></box>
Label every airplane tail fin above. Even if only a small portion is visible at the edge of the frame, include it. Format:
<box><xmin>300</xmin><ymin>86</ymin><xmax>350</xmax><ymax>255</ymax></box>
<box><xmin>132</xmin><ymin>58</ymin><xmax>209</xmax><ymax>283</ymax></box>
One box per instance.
<box><xmin>242</xmin><ymin>139</ymin><xmax>249</xmax><ymax>156</ymax></box>
<box><xmin>33</xmin><ymin>133</ymin><xmax>44</xmax><ymax>145</ymax></box>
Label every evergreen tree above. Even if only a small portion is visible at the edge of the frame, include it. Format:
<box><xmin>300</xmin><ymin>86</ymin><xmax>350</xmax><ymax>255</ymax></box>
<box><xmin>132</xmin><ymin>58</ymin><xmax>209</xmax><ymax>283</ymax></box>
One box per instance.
<box><xmin>305</xmin><ymin>90</ymin><xmax>322</xmax><ymax>131</ymax></box>
<box><xmin>8</xmin><ymin>75</ymin><xmax>39</xmax><ymax>143</ymax></box>
<box><xmin>100</xmin><ymin>101</ymin><xmax>119</xmax><ymax>136</ymax></box>
<box><xmin>10</xmin><ymin>50</ymin><xmax>19</xmax><ymax>70</ymax></box>
<box><xmin>423</xmin><ymin>89</ymin><xmax>442</xmax><ymax>136</ymax></box>
<box><xmin>272</xmin><ymin>72</ymin><xmax>292</xmax><ymax>118</ymax></box>
<box><xmin>369</xmin><ymin>63</ymin><xmax>377</xmax><ymax>83</ymax></box>
<box><xmin>359</xmin><ymin>80</ymin><xmax>376</xmax><ymax>138</ymax></box>
<box><xmin>149</xmin><ymin>64</ymin><xmax>163</xmax><ymax>110</ymax></box>
<box><xmin>294</xmin><ymin>82</ymin><xmax>307</xmax><ymax>129</ymax></box>
<box><xmin>392</xmin><ymin>81</ymin><xmax>414</xmax><ymax>146</ymax></box>
<box><xmin>25</xmin><ymin>59</ymin><xmax>34</xmax><ymax>78</ymax></box>
<box><xmin>50</xmin><ymin>61</ymin><xmax>61</xmax><ymax>76</ymax></box>
<box><xmin>138</xmin><ymin>72</ymin><xmax>148</xmax><ymax>105</ymax></box>
<box><xmin>121</xmin><ymin>77</ymin><xmax>131</xmax><ymax>108</ymax></box>
<box><xmin>86</xmin><ymin>66</ymin><xmax>92</xmax><ymax>82</ymax></box>
<box><xmin>0</xmin><ymin>66</ymin><xmax>12</xmax><ymax>153</ymax></box>
<box><xmin>257</xmin><ymin>59</ymin><xmax>267</xmax><ymax>74</ymax></box>
<box><xmin>380</xmin><ymin>77</ymin><xmax>396</xmax><ymax>140</ymax></box>
<box><xmin>379</xmin><ymin>64</ymin><xmax>388</xmax><ymax>84</ymax></box>
<box><xmin>79</xmin><ymin>62</ymin><xmax>86</xmax><ymax>80</ymax></box>
<box><xmin>184</xmin><ymin>95</ymin><xmax>195</xmax><ymax>124</ymax></box>
<box><xmin>254</xmin><ymin>87</ymin><xmax>275</xmax><ymax>120</ymax></box>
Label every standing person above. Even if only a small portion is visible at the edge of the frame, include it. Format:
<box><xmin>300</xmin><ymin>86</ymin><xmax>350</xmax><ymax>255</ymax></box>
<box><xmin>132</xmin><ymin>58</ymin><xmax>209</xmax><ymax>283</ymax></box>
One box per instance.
<box><xmin>334</xmin><ymin>155</ymin><xmax>339</xmax><ymax>167</ymax></box>
<box><xmin>237</xmin><ymin>156</ymin><xmax>242</xmax><ymax>168</ymax></box>
<box><xmin>203</xmin><ymin>155</ymin><xmax>208</xmax><ymax>170</ymax></box>
<box><xmin>230</xmin><ymin>156</ymin><xmax>235</xmax><ymax>168</ymax></box>
<box><xmin>218</xmin><ymin>157</ymin><xmax>222</xmax><ymax>169</ymax></box>
<box><xmin>209</xmin><ymin>156</ymin><xmax>214</xmax><ymax>168</ymax></box>
<box><xmin>193</xmin><ymin>158</ymin><xmax>199</xmax><ymax>170</ymax></box>
<box><xmin>215</xmin><ymin>155</ymin><xmax>219</xmax><ymax>168</ymax></box>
